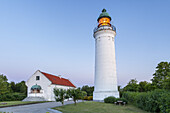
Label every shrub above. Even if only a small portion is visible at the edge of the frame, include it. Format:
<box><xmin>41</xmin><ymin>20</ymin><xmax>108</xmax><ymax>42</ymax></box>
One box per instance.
<box><xmin>158</xmin><ymin>91</ymin><xmax>170</xmax><ymax>113</ymax></box>
<box><xmin>104</xmin><ymin>96</ymin><xmax>116</xmax><ymax>103</ymax></box>
<box><xmin>122</xmin><ymin>89</ymin><xmax>170</xmax><ymax>113</ymax></box>
<box><xmin>0</xmin><ymin>93</ymin><xmax>26</xmax><ymax>101</ymax></box>
<box><xmin>135</xmin><ymin>92</ymin><xmax>147</xmax><ymax>110</ymax></box>
<box><xmin>87</xmin><ymin>96</ymin><xmax>93</xmax><ymax>100</ymax></box>
<box><xmin>84</xmin><ymin>96</ymin><xmax>88</xmax><ymax>100</ymax></box>
<box><xmin>136</xmin><ymin>91</ymin><xmax>162</xmax><ymax>112</ymax></box>
<box><xmin>122</xmin><ymin>92</ymin><xmax>138</xmax><ymax>103</ymax></box>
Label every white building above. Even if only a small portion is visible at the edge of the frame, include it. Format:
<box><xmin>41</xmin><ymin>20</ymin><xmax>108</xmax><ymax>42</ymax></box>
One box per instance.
<box><xmin>93</xmin><ymin>9</ymin><xmax>119</xmax><ymax>101</ymax></box>
<box><xmin>23</xmin><ymin>70</ymin><xmax>76</xmax><ymax>101</ymax></box>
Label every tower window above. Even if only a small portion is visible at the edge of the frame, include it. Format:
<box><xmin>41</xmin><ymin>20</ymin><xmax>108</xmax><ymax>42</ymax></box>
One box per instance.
<box><xmin>36</xmin><ymin>76</ymin><xmax>40</xmax><ymax>80</ymax></box>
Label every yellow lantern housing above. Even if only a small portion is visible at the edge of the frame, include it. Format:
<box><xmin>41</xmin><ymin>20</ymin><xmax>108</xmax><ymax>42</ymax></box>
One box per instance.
<box><xmin>99</xmin><ymin>17</ymin><xmax>111</xmax><ymax>26</ymax></box>
<box><xmin>97</xmin><ymin>9</ymin><xmax>112</xmax><ymax>27</ymax></box>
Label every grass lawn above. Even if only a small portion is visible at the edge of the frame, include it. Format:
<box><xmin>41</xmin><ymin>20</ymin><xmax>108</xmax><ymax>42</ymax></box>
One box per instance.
<box><xmin>53</xmin><ymin>101</ymin><xmax>149</xmax><ymax>113</ymax></box>
<box><xmin>0</xmin><ymin>101</ymin><xmax>49</xmax><ymax>107</ymax></box>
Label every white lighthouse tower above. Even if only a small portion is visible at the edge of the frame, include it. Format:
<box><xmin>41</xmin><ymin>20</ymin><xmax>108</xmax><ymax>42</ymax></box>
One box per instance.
<box><xmin>93</xmin><ymin>9</ymin><xmax>119</xmax><ymax>101</ymax></box>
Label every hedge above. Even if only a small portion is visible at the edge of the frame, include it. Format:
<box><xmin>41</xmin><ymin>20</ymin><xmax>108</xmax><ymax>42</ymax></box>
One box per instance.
<box><xmin>0</xmin><ymin>93</ymin><xmax>26</xmax><ymax>101</ymax></box>
<box><xmin>122</xmin><ymin>89</ymin><xmax>170</xmax><ymax>113</ymax></box>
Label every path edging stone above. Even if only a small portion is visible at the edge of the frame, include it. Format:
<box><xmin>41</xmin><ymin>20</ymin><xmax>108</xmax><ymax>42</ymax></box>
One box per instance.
<box><xmin>47</xmin><ymin>108</ymin><xmax>62</xmax><ymax>113</ymax></box>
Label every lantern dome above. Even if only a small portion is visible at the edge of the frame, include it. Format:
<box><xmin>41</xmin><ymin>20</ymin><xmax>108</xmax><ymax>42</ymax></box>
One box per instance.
<box><xmin>97</xmin><ymin>9</ymin><xmax>111</xmax><ymax>22</ymax></box>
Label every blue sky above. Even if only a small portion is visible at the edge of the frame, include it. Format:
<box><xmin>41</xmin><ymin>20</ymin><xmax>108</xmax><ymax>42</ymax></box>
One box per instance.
<box><xmin>0</xmin><ymin>0</ymin><xmax>170</xmax><ymax>87</ymax></box>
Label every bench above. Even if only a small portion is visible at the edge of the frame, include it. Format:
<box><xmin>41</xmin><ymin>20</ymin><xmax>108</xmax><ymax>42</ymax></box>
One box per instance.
<box><xmin>114</xmin><ymin>101</ymin><xmax>126</xmax><ymax>106</ymax></box>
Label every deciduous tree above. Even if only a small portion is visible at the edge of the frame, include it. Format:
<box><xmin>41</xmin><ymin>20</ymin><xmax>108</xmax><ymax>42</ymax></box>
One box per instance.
<box><xmin>80</xmin><ymin>91</ymin><xmax>87</xmax><ymax>102</ymax></box>
<box><xmin>151</xmin><ymin>62</ymin><xmax>170</xmax><ymax>89</ymax></box>
<box><xmin>69</xmin><ymin>89</ymin><xmax>81</xmax><ymax>105</ymax></box>
<box><xmin>81</xmin><ymin>85</ymin><xmax>94</xmax><ymax>96</ymax></box>
<box><xmin>138</xmin><ymin>81</ymin><xmax>148</xmax><ymax>92</ymax></box>
<box><xmin>53</xmin><ymin>89</ymin><xmax>68</xmax><ymax>105</ymax></box>
<box><xmin>0</xmin><ymin>74</ymin><xmax>10</xmax><ymax>95</ymax></box>
<box><xmin>123</xmin><ymin>79</ymin><xmax>139</xmax><ymax>92</ymax></box>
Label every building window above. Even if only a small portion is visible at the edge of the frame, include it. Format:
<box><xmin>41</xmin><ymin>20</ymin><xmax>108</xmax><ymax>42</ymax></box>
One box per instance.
<box><xmin>36</xmin><ymin>76</ymin><xmax>40</xmax><ymax>80</ymax></box>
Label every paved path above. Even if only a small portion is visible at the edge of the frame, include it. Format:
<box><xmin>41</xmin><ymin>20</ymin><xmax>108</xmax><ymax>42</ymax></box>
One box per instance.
<box><xmin>0</xmin><ymin>101</ymin><xmax>79</xmax><ymax>113</ymax></box>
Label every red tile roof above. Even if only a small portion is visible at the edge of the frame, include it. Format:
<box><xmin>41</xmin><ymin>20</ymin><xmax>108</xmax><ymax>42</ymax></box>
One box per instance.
<box><xmin>40</xmin><ymin>71</ymin><xmax>76</xmax><ymax>88</ymax></box>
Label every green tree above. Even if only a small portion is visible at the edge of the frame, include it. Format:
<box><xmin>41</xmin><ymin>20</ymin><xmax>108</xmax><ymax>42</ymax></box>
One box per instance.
<box><xmin>53</xmin><ymin>88</ymin><xmax>68</xmax><ymax>105</ymax></box>
<box><xmin>118</xmin><ymin>85</ymin><xmax>123</xmax><ymax>97</ymax></box>
<box><xmin>145</xmin><ymin>83</ymin><xmax>156</xmax><ymax>91</ymax></box>
<box><xmin>69</xmin><ymin>89</ymin><xmax>81</xmax><ymax>105</ymax></box>
<box><xmin>19</xmin><ymin>81</ymin><xmax>27</xmax><ymax>94</ymax></box>
<box><xmin>151</xmin><ymin>62</ymin><xmax>170</xmax><ymax>89</ymax></box>
<box><xmin>162</xmin><ymin>77</ymin><xmax>170</xmax><ymax>89</ymax></box>
<box><xmin>10</xmin><ymin>81</ymin><xmax>16</xmax><ymax>92</ymax></box>
<box><xmin>0</xmin><ymin>74</ymin><xmax>10</xmax><ymax>95</ymax></box>
<box><xmin>80</xmin><ymin>91</ymin><xmax>87</xmax><ymax>102</ymax></box>
<box><xmin>14</xmin><ymin>81</ymin><xmax>27</xmax><ymax>95</ymax></box>
<box><xmin>138</xmin><ymin>81</ymin><xmax>148</xmax><ymax>92</ymax></box>
<box><xmin>81</xmin><ymin>85</ymin><xmax>94</xmax><ymax>96</ymax></box>
<box><xmin>123</xmin><ymin>79</ymin><xmax>139</xmax><ymax>92</ymax></box>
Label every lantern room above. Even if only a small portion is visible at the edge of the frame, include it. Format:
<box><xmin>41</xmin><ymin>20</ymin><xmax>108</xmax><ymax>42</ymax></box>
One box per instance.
<box><xmin>97</xmin><ymin>9</ymin><xmax>112</xmax><ymax>27</ymax></box>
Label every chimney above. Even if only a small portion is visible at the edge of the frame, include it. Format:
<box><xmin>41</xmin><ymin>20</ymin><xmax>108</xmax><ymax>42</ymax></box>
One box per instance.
<box><xmin>58</xmin><ymin>75</ymin><xmax>61</xmax><ymax>79</ymax></box>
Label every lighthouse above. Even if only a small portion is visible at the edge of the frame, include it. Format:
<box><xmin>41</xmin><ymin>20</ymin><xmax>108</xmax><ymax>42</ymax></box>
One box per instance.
<box><xmin>93</xmin><ymin>9</ymin><xmax>119</xmax><ymax>101</ymax></box>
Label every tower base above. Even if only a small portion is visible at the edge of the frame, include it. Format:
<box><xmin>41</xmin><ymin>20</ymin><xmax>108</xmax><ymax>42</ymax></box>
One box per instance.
<box><xmin>93</xmin><ymin>91</ymin><xmax>119</xmax><ymax>101</ymax></box>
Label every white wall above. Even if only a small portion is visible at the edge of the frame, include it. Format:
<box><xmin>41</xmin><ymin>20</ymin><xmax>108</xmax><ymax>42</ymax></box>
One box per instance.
<box><xmin>26</xmin><ymin>70</ymin><xmax>76</xmax><ymax>101</ymax></box>
<box><xmin>26</xmin><ymin>70</ymin><xmax>51</xmax><ymax>100</ymax></box>
<box><xmin>93</xmin><ymin>28</ymin><xmax>119</xmax><ymax>100</ymax></box>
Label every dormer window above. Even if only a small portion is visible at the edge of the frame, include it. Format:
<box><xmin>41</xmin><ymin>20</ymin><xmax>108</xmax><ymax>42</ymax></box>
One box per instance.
<box><xmin>36</xmin><ymin>76</ymin><xmax>40</xmax><ymax>80</ymax></box>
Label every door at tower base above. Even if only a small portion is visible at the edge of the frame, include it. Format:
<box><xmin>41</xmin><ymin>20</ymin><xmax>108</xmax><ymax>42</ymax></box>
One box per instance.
<box><xmin>93</xmin><ymin>91</ymin><xmax>119</xmax><ymax>101</ymax></box>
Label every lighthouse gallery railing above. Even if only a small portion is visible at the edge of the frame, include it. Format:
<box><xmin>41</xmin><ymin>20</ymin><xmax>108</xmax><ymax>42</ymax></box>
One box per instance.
<box><xmin>93</xmin><ymin>25</ymin><xmax>116</xmax><ymax>33</ymax></box>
